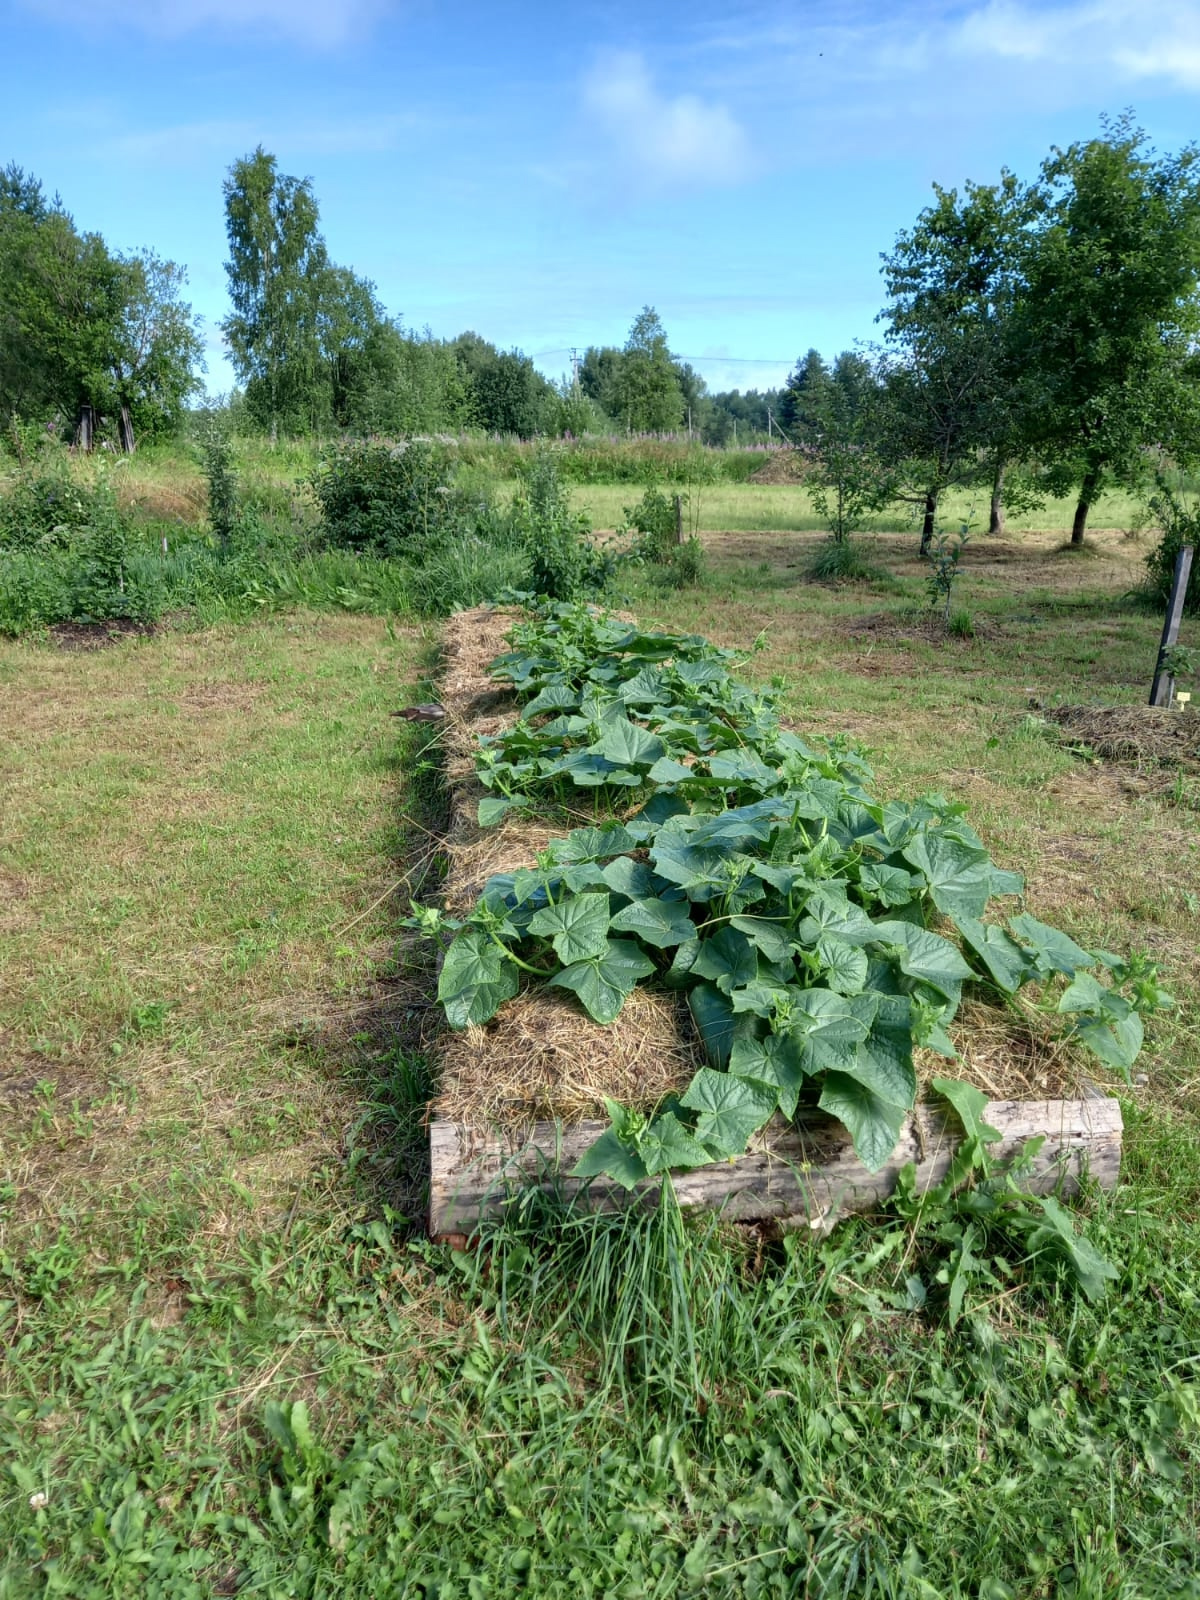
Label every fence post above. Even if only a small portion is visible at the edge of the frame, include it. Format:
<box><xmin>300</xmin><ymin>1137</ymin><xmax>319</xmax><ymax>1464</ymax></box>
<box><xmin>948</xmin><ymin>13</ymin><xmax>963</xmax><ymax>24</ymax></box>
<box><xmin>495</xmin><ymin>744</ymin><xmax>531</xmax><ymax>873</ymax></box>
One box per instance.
<box><xmin>674</xmin><ymin>494</ymin><xmax>684</xmax><ymax>547</ymax></box>
<box><xmin>1150</xmin><ymin>544</ymin><xmax>1194</xmax><ymax>707</ymax></box>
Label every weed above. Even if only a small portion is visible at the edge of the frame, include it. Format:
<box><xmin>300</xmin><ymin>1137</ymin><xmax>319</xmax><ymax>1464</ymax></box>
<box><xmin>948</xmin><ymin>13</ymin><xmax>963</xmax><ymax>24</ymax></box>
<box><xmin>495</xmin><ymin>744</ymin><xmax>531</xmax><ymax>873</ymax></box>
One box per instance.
<box><xmin>806</xmin><ymin>536</ymin><xmax>889</xmax><ymax>582</ymax></box>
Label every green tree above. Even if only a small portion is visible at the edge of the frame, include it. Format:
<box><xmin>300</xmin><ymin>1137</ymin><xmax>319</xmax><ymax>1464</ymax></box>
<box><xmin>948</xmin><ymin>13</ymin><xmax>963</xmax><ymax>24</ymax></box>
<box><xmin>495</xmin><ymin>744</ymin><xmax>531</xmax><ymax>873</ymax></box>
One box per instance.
<box><xmin>578</xmin><ymin>344</ymin><xmax>624</xmax><ymax>421</ymax></box>
<box><xmin>0</xmin><ymin>164</ymin><xmax>201</xmax><ymax>443</ymax></box>
<box><xmin>110</xmin><ymin>250</ymin><xmax>204</xmax><ymax>440</ymax></box>
<box><xmin>881</xmin><ymin>174</ymin><xmax>1037</xmax><ymax>536</ymax></box>
<box><xmin>222</xmin><ymin>147</ymin><xmax>331</xmax><ymax>434</ymax></box>
<box><xmin>806</xmin><ymin>352</ymin><xmax>892</xmax><ymax>542</ymax></box>
<box><xmin>777</xmin><ymin>349</ymin><xmax>831</xmax><ymax>445</ymax></box>
<box><xmin>451</xmin><ymin>333</ymin><xmax>551</xmax><ymax>435</ymax></box>
<box><xmin>1017</xmin><ymin>116</ymin><xmax>1200</xmax><ymax>544</ymax></box>
<box><xmin>611</xmin><ymin>307</ymin><xmax>683</xmax><ymax>434</ymax></box>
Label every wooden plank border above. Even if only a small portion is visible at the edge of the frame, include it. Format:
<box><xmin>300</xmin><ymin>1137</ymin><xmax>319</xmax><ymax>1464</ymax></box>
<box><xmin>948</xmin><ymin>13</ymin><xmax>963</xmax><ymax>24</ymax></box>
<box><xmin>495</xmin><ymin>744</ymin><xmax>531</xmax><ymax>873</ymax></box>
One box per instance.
<box><xmin>429</xmin><ymin>1096</ymin><xmax>1122</xmax><ymax>1238</ymax></box>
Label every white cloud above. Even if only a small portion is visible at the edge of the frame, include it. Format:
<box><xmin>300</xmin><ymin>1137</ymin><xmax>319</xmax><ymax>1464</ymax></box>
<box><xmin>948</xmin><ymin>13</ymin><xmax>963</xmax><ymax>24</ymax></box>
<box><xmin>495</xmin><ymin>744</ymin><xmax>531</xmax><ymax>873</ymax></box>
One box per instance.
<box><xmin>582</xmin><ymin>51</ymin><xmax>753</xmax><ymax>188</ymax></box>
<box><xmin>957</xmin><ymin>0</ymin><xmax>1200</xmax><ymax>89</ymax></box>
<box><xmin>21</xmin><ymin>0</ymin><xmax>390</xmax><ymax>48</ymax></box>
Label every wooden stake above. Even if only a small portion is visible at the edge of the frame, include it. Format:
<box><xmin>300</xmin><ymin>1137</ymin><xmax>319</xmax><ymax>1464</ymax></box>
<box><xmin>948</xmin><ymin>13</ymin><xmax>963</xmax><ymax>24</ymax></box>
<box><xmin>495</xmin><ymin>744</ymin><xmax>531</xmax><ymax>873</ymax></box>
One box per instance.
<box><xmin>1150</xmin><ymin>544</ymin><xmax>1194</xmax><ymax>706</ymax></box>
<box><xmin>673</xmin><ymin>494</ymin><xmax>683</xmax><ymax>547</ymax></box>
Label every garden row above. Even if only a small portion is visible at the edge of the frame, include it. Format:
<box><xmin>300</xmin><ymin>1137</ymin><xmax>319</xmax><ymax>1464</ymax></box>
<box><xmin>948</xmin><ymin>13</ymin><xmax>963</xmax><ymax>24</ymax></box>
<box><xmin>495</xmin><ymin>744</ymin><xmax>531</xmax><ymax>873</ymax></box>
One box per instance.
<box><xmin>430</xmin><ymin>600</ymin><xmax>1170</xmax><ymax>1189</ymax></box>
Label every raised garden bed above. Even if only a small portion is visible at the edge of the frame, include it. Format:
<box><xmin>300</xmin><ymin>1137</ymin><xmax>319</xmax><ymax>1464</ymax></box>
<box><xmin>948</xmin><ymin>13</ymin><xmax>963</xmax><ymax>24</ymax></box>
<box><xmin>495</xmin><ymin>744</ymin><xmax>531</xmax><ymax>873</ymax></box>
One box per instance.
<box><xmin>426</xmin><ymin>606</ymin><xmax>1129</xmax><ymax>1240</ymax></box>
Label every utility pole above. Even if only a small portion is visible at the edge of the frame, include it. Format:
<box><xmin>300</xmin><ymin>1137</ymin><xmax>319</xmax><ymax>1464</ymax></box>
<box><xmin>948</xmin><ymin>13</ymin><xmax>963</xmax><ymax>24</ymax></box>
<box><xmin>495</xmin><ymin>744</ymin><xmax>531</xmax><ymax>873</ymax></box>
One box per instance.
<box><xmin>569</xmin><ymin>347</ymin><xmax>581</xmax><ymax>392</ymax></box>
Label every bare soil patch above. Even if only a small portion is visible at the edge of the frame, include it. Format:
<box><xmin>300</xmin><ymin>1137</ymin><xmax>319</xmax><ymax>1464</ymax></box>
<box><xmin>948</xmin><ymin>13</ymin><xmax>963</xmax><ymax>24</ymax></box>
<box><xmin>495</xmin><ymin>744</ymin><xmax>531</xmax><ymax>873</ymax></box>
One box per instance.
<box><xmin>48</xmin><ymin>617</ymin><xmax>158</xmax><ymax>652</ymax></box>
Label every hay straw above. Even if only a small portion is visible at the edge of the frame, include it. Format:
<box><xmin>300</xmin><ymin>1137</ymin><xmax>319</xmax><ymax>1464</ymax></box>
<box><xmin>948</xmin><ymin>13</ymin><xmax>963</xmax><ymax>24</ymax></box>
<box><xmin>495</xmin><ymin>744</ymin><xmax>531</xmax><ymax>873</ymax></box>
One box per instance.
<box><xmin>1043</xmin><ymin>703</ymin><xmax>1199</xmax><ymax>768</ymax></box>
<box><xmin>432</xmin><ymin>606</ymin><xmax>701</xmax><ymax>1130</ymax></box>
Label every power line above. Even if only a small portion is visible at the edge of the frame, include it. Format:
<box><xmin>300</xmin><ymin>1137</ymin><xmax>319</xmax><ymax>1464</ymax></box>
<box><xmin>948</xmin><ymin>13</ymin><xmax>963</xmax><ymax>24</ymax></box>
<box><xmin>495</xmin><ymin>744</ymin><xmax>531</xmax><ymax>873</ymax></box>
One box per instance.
<box><xmin>535</xmin><ymin>346</ymin><xmax>795</xmax><ymax>366</ymax></box>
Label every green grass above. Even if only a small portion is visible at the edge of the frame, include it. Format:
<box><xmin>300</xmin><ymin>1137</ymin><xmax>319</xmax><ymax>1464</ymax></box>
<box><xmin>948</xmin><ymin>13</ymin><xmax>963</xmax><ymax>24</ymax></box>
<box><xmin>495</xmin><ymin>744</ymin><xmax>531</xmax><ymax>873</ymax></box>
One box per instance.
<box><xmin>2</xmin><ymin>535</ymin><xmax>1199</xmax><ymax>1597</ymax></box>
<box><xmin>565</xmin><ymin>480</ymin><xmax>1152</xmax><ymax>535</ymax></box>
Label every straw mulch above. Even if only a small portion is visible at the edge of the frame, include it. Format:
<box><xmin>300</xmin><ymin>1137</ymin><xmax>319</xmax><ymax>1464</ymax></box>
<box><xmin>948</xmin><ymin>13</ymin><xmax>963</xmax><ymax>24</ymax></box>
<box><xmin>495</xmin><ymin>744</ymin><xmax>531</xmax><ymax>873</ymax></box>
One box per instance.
<box><xmin>1043</xmin><ymin>703</ymin><xmax>1200</xmax><ymax>769</ymax></box>
<box><xmin>432</xmin><ymin>606</ymin><xmax>699</xmax><ymax>1128</ymax></box>
<box><xmin>431</xmin><ymin>606</ymin><xmax>1096</xmax><ymax>1134</ymax></box>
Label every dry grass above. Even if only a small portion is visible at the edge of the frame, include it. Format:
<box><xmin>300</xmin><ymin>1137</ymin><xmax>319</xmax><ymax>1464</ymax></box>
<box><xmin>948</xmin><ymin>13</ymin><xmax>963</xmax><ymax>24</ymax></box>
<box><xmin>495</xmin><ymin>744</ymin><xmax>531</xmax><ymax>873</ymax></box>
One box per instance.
<box><xmin>430</xmin><ymin>606</ymin><xmax>707</xmax><ymax>1128</ymax></box>
<box><xmin>437</xmin><ymin>987</ymin><xmax>696</xmax><ymax>1125</ymax></box>
<box><xmin>1042</xmin><ymin>703</ymin><xmax>1200</xmax><ymax>769</ymax></box>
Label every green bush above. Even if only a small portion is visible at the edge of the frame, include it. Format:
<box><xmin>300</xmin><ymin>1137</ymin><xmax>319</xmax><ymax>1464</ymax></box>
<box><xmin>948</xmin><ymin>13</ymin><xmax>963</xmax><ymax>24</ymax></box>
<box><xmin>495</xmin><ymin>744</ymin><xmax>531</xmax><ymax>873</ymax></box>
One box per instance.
<box><xmin>311</xmin><ymin>439</ymin><xmax>465</xmax><ymax>557</ymax></box>
<box><xmin>621</xmin><ymin>485</ymin><xmax>678</xmax><ymax>564</ymax></box>
<box><xmin>1146</xmin><ymin>483</ymin><xmax>1200</xmax><ymax>614</ymax></box>
<box><xmin>0</xmin><ymin>457</ymin><xmax>119</xmax><ymax>551</ymax></box>
<box><xmin>510</xmin><ymin>450</ymin><xmax>612</xmax><ymax>600</ymax></box>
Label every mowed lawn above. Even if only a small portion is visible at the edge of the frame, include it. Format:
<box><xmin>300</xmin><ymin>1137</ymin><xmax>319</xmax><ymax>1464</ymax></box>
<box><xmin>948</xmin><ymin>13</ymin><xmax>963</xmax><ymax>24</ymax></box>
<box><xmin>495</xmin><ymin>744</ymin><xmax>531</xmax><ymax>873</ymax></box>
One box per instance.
<box><xmin>566</xmin><ymin>481</ymin><xmax>1152</xmax><ymax>536</ymax></box>
<box><xmin>2</xmin><ymin>528</ymin><xmax>1199</xmax><ymax>1598</ymax></box>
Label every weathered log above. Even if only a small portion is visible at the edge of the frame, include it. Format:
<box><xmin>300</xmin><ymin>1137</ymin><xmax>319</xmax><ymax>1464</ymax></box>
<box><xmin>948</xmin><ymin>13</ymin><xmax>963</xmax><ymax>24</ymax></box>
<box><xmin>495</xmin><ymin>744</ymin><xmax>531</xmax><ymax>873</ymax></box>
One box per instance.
<box><xmin>429</xmin><ymin>1097</ymin><xmax>1122</xmax><ymax>1238</ymax></box>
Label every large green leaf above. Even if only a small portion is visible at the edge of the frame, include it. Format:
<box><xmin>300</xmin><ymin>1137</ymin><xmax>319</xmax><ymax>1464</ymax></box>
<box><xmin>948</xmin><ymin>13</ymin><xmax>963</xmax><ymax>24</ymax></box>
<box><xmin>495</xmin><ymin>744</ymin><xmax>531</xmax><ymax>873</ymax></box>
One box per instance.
<box><xmin>601</xmin><ymin>856</ymin><xmax>659</xmax><ymax>899</ymax></box>
<box><xmin>730</xmin><ymin>1033</ymin><xmax>807</xmax><ymax>1118</ymax></box>
<box><xmin>477</xmin><ymin>796</ymin><xmax>520</xmax><ymax>828</ymax></box>
<box><xmin>635</xmin><ymin>1111</ymin><xmax>712</xmax><ymax>1175</ymax></box>
<box><xmin>609</xmin><ymin>895</ymin><xmax>696</xmax><ymax>949</ymax></box>
<box><xmin>858</xmin><ymin>862</ymin><xmax>918</xmax><ymax>908</ymax></box>
<box><xmin>521</xmin><ymin>683</ymin><xmax>580</xmax><ymax>720</ymax></box>
<box><xmin>902</xmin><ymin>830</ymin><xmax>993</xmax><ymax>922</ymax></box>
<box><xmin>550</xmin><ymin>939</ymin><xmax>656</xmax><ymax>1025</ymax></box>
<box><xmin>957</xmin><ymin>916</ymin><xmax>1038</xmax><ymax>994</ymax></box>
<box><xmin>647</xmin><ymin>756</ymin><xmax>696</xmax><ymax>784</ymax></box>
<box><xmin>680</xmin><ymin>1068</ymin><xmax>778</xmax><ymax>1156</ymax></box>
<box><xmin>692</xmin><ymin>927</ymin><xmax>758</xmax><ymax>993</ymax></box>
<box><xmin>618</xmin><ymin>666</ymin><xmax>668</xmax><ymax>705</ymax></box>
<box><xmin>528</xmin><ymin>892</ymin><xmax>611</xmax><ymax>964</ymax></box>
<box><xmin>931</xmin><ymin>1075</ymin><xmax>1000</xmax><ymax>1144</ymax></box>
<box><xmin>815</xmin><ymin>935</ymin><xmax>869</xmax><ymax>996</ymax></box>
<box><xmin>596</xmin><ymin>717</ymin><xmax>666</xmax><ymax>768</ymax></box>
<box><xmin>571</xmin><ymin>1127</ymin><xmax>649</xmax><ymax>1189</ymax></box>
<box><xmin>438</xmin><ymin>930</ymin><xmax>519</xmax><ymax>1029</ymax></box>
<box><xmin>730</xmin><ymin>915</ymin><xmax>794</xmax><ymax>964</ymax></box>
<box><xmin>1071</xmin><ymin>1012</ymin><xmax>1144</xmax><ymax>1076</ymax></box>
<box><xmin>1026</xmin><ymin>1196</ymin><xmax>1119</xmax><ymax>1302</ymax></box>
<box><xmin>818</xmin><ymin>1071</ymin><xmax>908</xmax><ymax>1172</ymax></box>
<box><xmin>869</xmin><ymin>921</ymin><xmax>972</xmax><ymax>1001</ymax></box>
<box><xmin>796</xmin><ymin>888</ymin><xmax>877</xmax><ymax>947</ymax></box>
<box><xmin>554</xmin><ymin>824</ymin><xmax>641</xmax><ymax>863</ymax></box>
<box><xmin>841</xmin><ymin>995</ymin><xmax>917</xmax><ymax>1111</ymax></box>
<box><xmin>1008</xmin><ymin>914</ymin><xmax>1093</xmax><ymax>977</ymax></box>
<box><xmin>688</xmin><ymin>983</ymin><xmax>740</xmax><ymax>1066</ymax></box>
<box><xmin>786</xmin><ymin>987</ymin><xmax>874</xmax><ymax>1074</ymax></box>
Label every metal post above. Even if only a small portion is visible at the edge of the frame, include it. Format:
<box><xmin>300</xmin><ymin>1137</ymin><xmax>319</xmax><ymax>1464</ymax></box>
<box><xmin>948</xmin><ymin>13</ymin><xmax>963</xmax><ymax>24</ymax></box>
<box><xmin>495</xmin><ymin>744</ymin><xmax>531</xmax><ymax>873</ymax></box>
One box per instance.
<box><xmin>1150</xmin><ymin>544</ymin><xmax>1194</xmax><ymax>706</ymax></box>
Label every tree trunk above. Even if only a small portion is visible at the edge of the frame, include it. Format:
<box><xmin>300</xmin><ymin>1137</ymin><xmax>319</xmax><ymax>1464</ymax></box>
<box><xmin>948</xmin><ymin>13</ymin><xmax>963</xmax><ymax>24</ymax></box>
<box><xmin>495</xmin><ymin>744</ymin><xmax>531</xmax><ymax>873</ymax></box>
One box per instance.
<box><xmin>74</xmin><ymin>404</ymin><xmax>95</xmax><ymax>453</ymax></box>
<box><xmin>1071</xmin><ymin>467</ymin><xmax>1099</xmax><ymax>545</ymax></box>
<box><xmin>919</xmin><ymin>491</ymin><xmax>938</xmax><ymax>556</ymax></box>
<box><xmin>117</xmin><ymin>405</ymin><xmax>136</xmax><ymax>455</ymax></box>
<box><xmin>989</xmin><ymin>459</ymin><xmax>1005</xmax><ymax>536</ymax></box>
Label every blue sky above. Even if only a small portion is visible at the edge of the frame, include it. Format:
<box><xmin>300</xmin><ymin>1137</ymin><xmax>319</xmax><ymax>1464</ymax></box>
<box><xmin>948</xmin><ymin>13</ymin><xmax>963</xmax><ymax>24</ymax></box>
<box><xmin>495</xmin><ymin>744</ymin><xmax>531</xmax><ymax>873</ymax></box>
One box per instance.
<box><xmin>3</xmin><ymin>0</ymin><xmax>1200</xmax><ymax>397</ymax></box>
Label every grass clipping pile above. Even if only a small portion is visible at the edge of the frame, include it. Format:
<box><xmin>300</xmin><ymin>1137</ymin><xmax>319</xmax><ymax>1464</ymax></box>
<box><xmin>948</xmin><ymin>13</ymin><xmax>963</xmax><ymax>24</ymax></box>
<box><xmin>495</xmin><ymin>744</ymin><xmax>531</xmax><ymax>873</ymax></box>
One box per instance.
<box><xmin>433</xmin><ymin>607</ymin><xmax>698</xmax><ymax>1131</ymax></box>
<box><xmin>431</xmin><ymin>607</ymin><xmax>1084</xmax><ymax>1139</ymax></box>
<box><xmin>1043</xmin><ymin>703</ymin><xmax>1200</xmax><ymax>770</ymax></box>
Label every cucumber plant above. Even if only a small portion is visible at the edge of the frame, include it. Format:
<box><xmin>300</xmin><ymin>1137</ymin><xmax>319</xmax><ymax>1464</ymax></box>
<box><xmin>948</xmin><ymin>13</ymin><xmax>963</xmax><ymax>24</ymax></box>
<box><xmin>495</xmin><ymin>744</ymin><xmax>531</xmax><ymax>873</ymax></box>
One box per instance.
<box><xmin>424</xmin><ymin>601</ymin><xmax>1170</xmax><ymax>1187</ymax></box>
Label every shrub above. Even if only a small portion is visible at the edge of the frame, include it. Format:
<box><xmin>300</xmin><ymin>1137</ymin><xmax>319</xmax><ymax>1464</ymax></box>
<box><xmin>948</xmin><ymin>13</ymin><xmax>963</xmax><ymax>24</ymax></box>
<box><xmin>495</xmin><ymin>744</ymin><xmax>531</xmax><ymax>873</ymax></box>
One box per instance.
<box><xmin>621</xmin><ymin>485</ymin><xmax>678</xmax><ymax>565</ymax></box>
<box><xmin>510</xmin><ymin>450</ymin><xmax>612</xmax><ymax>600</ymax></box>
<box><xmin>197</xmin><ymin>417</ymin><xmax>239</xmax><ymax>551</ymax></box>
<box><xmin>806</xmin><ymin>536</ymin><xmax>888</xmax><ymax>582</ymax></box>
<box><xmin>1146</xmin><ymin>483</ymin><xmax>1200</xmax><ymax>614</ymax></box>
<box><xmin>311</xmin><ymin>439</ymin><xmax>464</xmax><ymax>557</ymax></box>
<box><xmin>0</xmin><ymin>456</ymin><xmax>117</xmax><ymax>552</ymax></box>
